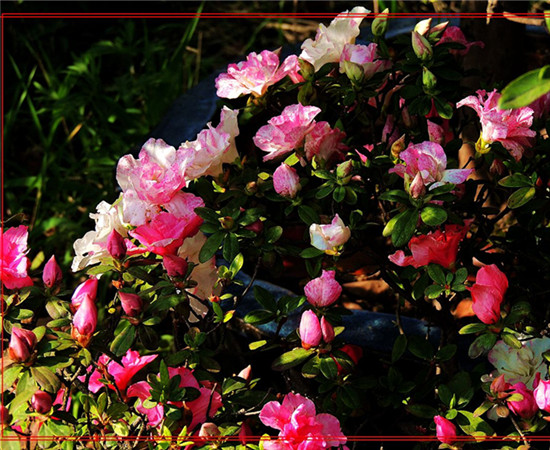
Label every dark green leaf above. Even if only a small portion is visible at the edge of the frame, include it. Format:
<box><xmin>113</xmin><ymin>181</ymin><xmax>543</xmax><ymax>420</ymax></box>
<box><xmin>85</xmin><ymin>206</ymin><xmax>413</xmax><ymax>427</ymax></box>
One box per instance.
<box><xmin>507</xmin><ymin>187</ymin><xmax>535</xmax><ymax>209</ymax></box>
<box><xmin>195</xmin><ymin>207</ymin><xmax>220</xmax><ymax>224</ymax></box>
<box><xmin>434</xmin><ymin>96</ymin><xmax>453</xmax><ymax>119</ymax></box>
<box><xmin>244</xmin><ymin>309</ymin><xmax>275</xmax><ymax>325</ymax></box>
<box><xmin>30</xmin><ymin>366</ymin><xmax>60</xmax><ymax>393</ymax></box>
<box><xmin>459</xmin><ymin>323</ymin><xmax>487</xmax><ymax>335</ymax></box>
<box><xmin>222</xmin><ymin>233</ymin><xmax>239</xmax><ymax>263</ymax></box>
<box><xmin>110</xmin><ymin>321</ymin><xmax>136</xmax><ymax>357</ymax></box>
<box><xmin>265</xmin><ymin>226</ymin><xmax>283</xmax><ymax>244</ymax></box>
<box><xmin>297</xmin><ymin>205</ymin><xmax>320</xmax><ymax>226</ymax></box>
<box><xmin>319</xmin><ymin>356</ymin><xmax>338</xmax><ymax>379</ymax></box>
<box><xmin>391</xmin><ymin>208</ymin><xmax>418</xmax><ymax>248</ymax></box>
<box><xmin>379</xmin><ymin>189</ymin><xmax>410</xmax><ymax>204</ymax></box>
<box><xmin>300</xmin><ymin>247</ymin><xmax>325</xmax><ymax>258</ymax></box>
<box><xmin>406</xmin><ymin>403</ymin><xmax>439</xmax><ymax>419</ymax></box>
<box><xmin>436</xmin><ymin>344</ymin><xmax>457</xmax><ymax>361</ymax></box>
<box><xmin>253</xmin><ymin>286</ymin><xmax>277</xmax><ymax>311</ymax></box>
<box><xmin>427</xmin><ymin>264</ymin><xmax>446</xmax><ymax>285</ymax></box>
<box><xmin>392</xmin><ymin>334</ymin><xmax>407</xmax><ymax>363</ymax></box>
<box><xmin>408</xmin><ymin>336</ymin><xmax>433</xmax><ymax>360</ymax></box>
<box><xmin>199</xmin><ymin>232</ymin><xmax>225</xmax><ymax>263</ymax></box>
<box><xmin>498</xmin><ymin>173</ymin><xmax>533</xmax><ymax>188</ymax></box>
<box><xmin>468</xmin><ymin>333</ymin><xmax>497</xmax><ymax>359</ymax></box>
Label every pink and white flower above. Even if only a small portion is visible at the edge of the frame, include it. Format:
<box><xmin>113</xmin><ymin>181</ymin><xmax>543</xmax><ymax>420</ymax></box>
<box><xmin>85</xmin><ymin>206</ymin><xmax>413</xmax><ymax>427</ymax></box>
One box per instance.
<box><xmin>216</xmin><ymin>50</ymin><xmax>301</xmax><ymax>99</ymax></box>
<box><xmin>300</xmin><ymin>7</ymin><xmax>370</xmax><ymax>72</ymax></box>
<box><xmin>339</xmin><ymin>43</ymin><xmax>391</xmax><ymax>79</ymax></box>
<box><xmin>457</xmin><ymin>89</ymin><xmax>536</xmax><ymax>161</ymax></box>
<box><xmin>304</xmin><ymin>270</ymin><xmax>342</xmax><ymax>307</ymax></box>
<box><xmin>389</xmin><ymin>141</ymin><xmax>472</xmax><ymax>198</ymax></box>
<box><xmin>254</xmin><ymin>104</ymin><xmax>321</xmax><ymax>162</ymax></box>
<box><xmin>534</xmin><ymin>378</ymin><xmax>550</xmax><ymax>413</ymax></box>
<box><xmin>309</xmin><ymin>214</ymin><xmax>351</xmax><ymax>254</ymax></box>
<box><xmin>273</xmin><ymin>163</ymin><xmax>301</xmax><ymax>198</ymax></box>
<box><xmin>304</xmin><ymin>121</ymin><xmax>348</xmax><ymax>163</ymax></box>
<box><xmin>259</xmin><ymin>392</ymin><xmax>347</xmax><ymax>449</ymax></box>
<box><xmin>437</xmin><ymin>26</ymin><xmax>484</xmax><ymax>56</ymax></box>
<box><xmin>1</xmin><ymin>225</ymin><xmax>33</xmax><ymax>290</ymax></box>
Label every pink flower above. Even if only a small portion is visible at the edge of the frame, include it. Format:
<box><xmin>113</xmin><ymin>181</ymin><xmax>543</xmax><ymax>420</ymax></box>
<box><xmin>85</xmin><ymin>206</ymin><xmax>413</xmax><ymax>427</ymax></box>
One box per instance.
<box><xmin>254</xmin><ymin>104</ymin><xmax>321</xmax><ymax>162</ymax></box>
<box><xmin>457</xmin><ymin>89</ymin><xmax>536</xmax><ymax>161</ymax></box>
<box><xmin>187</xmin><ymin>387</ymin><xmax>223</xmax><ymax>430</ymax></box>
<box><xmin>427</xmin><ymin>120</ymin><xmax>445</xmax><ymax>145</ymax></box>
<box><xmin>72</xmin><ymin>296</ymin><xmax>97</xmax><ymax>346</ymax></box>
<box><xmin>179</xmin><ymin>107</ymin><xmax>240</xmax><ymax>180</ymax></box>
<box><xmin>339</xmin><ymin>43</ymin><xmax>391</xmax><ymax>79</ymax></box>
<box><xmin>31</xmin><ymin>390</ymin><xmax>53</xmax><ymax>414</ymax></box>
<box><xmin>85</xmin><ymin>350</ymin><xmax>158</xmax><ymax>394</ymax></box>
<box><xmin>389</xmin><ymin>141</ymin><xmax>472</xmax><ymax>198</ymax></box>
<box><xmin>299</xmin><ymin>310</ymin><xmax>322</xmax><ymax>349</ymax></box>
<box><xmin>216</xmin><ymin>50</ymin><xmax>301</xmax><ymax>99</ymax></box>
<box><xmin>127</xmin><ymin>381</ymin><xmax>164</xmax><ymax>427</ymax></box>
<box><xmin>389</xmin><ymin>223</ymin><xmax>469</xmax><ymax>269</ymax></box>
<box><xmin>534</xmin><ymin>379</ymin><xmax>550</xmax><ymax>413</ymax></box>
<box><xmin>130</xmin><ymin>212</ymin><xmax>201</xmax><ymax>256</ymax></box>
<box><xmin>273</xmin><ymin>163</ymin><xmax>301</xmax><ymax>198</ymax></box>
<box><xmin>107</xmin><ymin>230</ymin><xmax>127</xmax><ymax>260</ymax></box>
<box><xmin>300</xmin><ymin>7</ymin><xmax>369</xmax><ymax>72</ymax></box>
<box><xmin>304</xmin><ymin>270</ymin><xmax>342</xmax><ymax>307</ymax></box>
<box><xmin>437</xmin><ymin>26</ymin><xmax>484</xmax><ymax>56</ymax></box>
<box><xmin>117</xmin><ymin>138</ymin><xmax>188</xmax><ymax>224</ymax></box>
<box><xmin>470</xmin><ymin>264</ymin><xmax>508</xmax><ymax>325</ymax></box>
<box><xmin>309</xmin><ymin>214</ymin><xmax>351</xmax><ymax>254</ymax></box>
<box><xmin>508</xmin><ymin>382</ymin><xmax>538</xmax><ymax>419</ymax></box>
<box><xmin>42</xmin><ymin>255</ymin><xmax>62</xmax><ymax>288</ymax></box>
<box><xmin>71</xmin><ymin>278</ymin><xmax>98</xmax><ymax>310</ymax></box>
<box><xmin>119</xmin><ymin>292</ymin><xmax>144</xmax><ymax>317</ymax></box>
<box><xmin>8</xmin><ymin>327</ymin><xmax>37</xmax><ymax>363</ymax></box>
<box><xmin>320</xmin><ymin>316</ymin><xmax>335</xmax><ymax>343</ymax></box>
<box><xmin>1</xmin><ymin>225</ymin><xmax>33</xmax><ymax>290</ymax></box>
<box><xmin>163</xmin><ymin>254</ymin><xmax>189</xmax><ymax>277</ymax></box>
<box><xmin>529</xmin><ymin>92</ymin><xmax>550</xmax><ymax>121</ymax></box>
<box><xmin>434</xmin><ymin>415</ymin><xmax>457</xmax><ymax>444</ymax></box>
<box><xmin>259</xmin><ymin>392</ymin><xmax>347</xmax><ymax>449</ymax></box>
<box><xmin>304</xmin><ymin>121</ymin><xmax>348</xmax><ymax>164</ymax></box>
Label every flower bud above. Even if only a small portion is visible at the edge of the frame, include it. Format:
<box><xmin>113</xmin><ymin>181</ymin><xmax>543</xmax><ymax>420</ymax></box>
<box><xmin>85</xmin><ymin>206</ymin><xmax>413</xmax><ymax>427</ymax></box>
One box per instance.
<box><xmin>71</xmin><ymin>278</ymin><xmax>98</xmax><ymax>310</ymax></box>
<box><xmin>371</xmin><ymin>8</ymin><xmax>389</xmax><ymax>37</ymax></box>
<box><xmin>414</xmin><ymin>18</ymin><xmax>432</xmax><ymax>36</ymax></box>
<box><xmin>341</xmin><ymin>60</ymin><xmax>364</xmax><ymax>84</ymax></box>
<box><xmin>72</xmin><ymin>296</ymin><xmax>97</xmax><ymax>347</ymax></box>
<box><xmin>422</xmin><ymin>67</ymin><xmax>437</xmax><ymax>92</ymax></box>
<box><xmin>219</xmin><ymin>216</ymin><xmax>235</xmax><ymax>230</ymax></box>
<box><xmin>239</xmin><ymin>421</ymin><xmax>253</xmax><ymax>446</ymax></box>
<box><xmin>31</xmin><ymin>390</ymin><xmax>53</xmax><ymax>414</ymax></box>
<box><xmin>199</xmin><ymin>422</ymin><xmax>220</xmax><ymax>437</ymax></box>
<box><xmin>237</xmin><ymin>365</ymin><xmax>252</xmax><ymax>382</ymax></box>
<box><xmin>309</xmin><ymin>214</ymin><xmax>351</xmax><ymax>254</ymax></box>
<box><xmin>534</xmin><ymin>379</ymin><xmax>550</xmax><ymax>413</ymax></box>
<box><xmin>244</xmin><ymin>220</ymin><xmax>264</xmax><ymax>235</ymax></box>
<box><xmin>42</xmin><ymin>255</ymin><xmax>62</xmax><ymax>288</ymax></box>
<box><xmin>8</xmin><ymin>327</ymin><xmax>37</xmax><ymax>363</ymax></box>
<box><xmin>273</xmin><ymin>163</ymin><xmax>301</xmax><ymax>198</ymax></box>
<box><xmin>245</xmin><ymin>181</ymin><xmax>258</xmax><ymax>195</ymax></box>
<box><xmin>299</xmin><ymin>58</ymin><xmax>315</xmax><ymax>80</ymax></box>
<box><xmin>429</xmin><ymin>21</ymin><xmax>448</xmax><ymax>39</ymax></box>
<box><xmin>299</xmin><ymin>310</ymin><xmax>322</xmax><ymax>350</ymax></box>
<box><xmin>489</xmin><ymin>159</ymin><xmax>505</xmax><ymax>176</ymax></box>
<box><xmin>409</xmin><ymin>172</ymin><xmax>426</xmax><ymax>199</ymax></box>
<box><xmin>434</xmin><ymin>415</ymin><xmax>457</xmax><ymax>444</ymax></box>
<box><xmin>0</xmin><ymin>405</ymin><xmax>10</xmax><ymax>425</ymax></box>
<box><xmin>107</xmin><ymin>230</ymin><xmax>127</xmax><ymax>260</ymax></box>
<box><xmin>412</xmin><ymin>31</ymin><xmax>433</xmax><ymax>61</ymax></box>
<box><xmin>304</xmin><ymin>270</ymin><xmax>342</xmax><ymax>307</ymax></box>
<box><xmin>119</xmin><ymin>292</ymin><xmax>144</xmax><ymax>317</ymax></box>
<box><xmin>336</xmin><ymin>160</ymin><xmax>353</xmax><ymax>180</ymax></box>
<box><xmin>390</xmin><ymin>135</ymin><xmax>406</xmax><ymax>160</ymax></box>
<box><xmin>427</xmin><ymin>121</ymin><xmax>445</xmax><ymax>145</ymax></box>
<box><xmin>163</xmin><ymin>255</ymin><xmax>189</xmax><ymax>277</ymax></box>
<box><xmin>508</xmin><ymin>382</ymin><xmax>538</xmax><ymax>419</ymax></box>
<box><xmin>321</xmin><ymin>316</ymin><xmax>335</xmax><ymax>343</ymax></box>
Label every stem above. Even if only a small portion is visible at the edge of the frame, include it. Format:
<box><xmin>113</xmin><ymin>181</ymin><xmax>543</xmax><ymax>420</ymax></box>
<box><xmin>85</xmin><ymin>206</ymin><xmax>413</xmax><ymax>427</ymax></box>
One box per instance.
<box><xmin>509</xmin><ymin>414</ymin><xmax>529</xmax><ymax>447</ymax></box>
<box><xmin>238</xmin><ymin>257</ymin><xmax>262</xmax><ymax>305</ymax></box>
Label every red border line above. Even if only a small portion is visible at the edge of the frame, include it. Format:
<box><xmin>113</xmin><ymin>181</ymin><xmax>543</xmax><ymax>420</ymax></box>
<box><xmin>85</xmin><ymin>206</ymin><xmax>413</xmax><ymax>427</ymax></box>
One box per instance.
<box><xmin>1</xmin><ymin>8</ymin><xmax>549</xmax><ymax>444</ymax></box>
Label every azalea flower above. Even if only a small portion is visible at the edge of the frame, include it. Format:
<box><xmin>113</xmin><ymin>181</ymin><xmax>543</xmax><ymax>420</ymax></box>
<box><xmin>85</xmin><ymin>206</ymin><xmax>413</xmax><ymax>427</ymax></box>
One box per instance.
<box><xmin>304</xmin><ymin>270</ymin><xmax>342</xmax><ymax>307</ymax></box>
<box><xmin>299</xmin><ymin>310</ymin><xmax>322</xmax><ymax>349</ymax></box>
<box><xmin>457</xmin><ymin>89</ymin><xmax>536</xmax><ymax>161</ymax></box>
<box><xmin>389</xmin><ymin>141</ymin><xmax>472</xmax><ymax>198</ymax></box>
<box><xmin>304</xmin><ymin>121</ymin><xmax>348</xmax><ymax>164</ymax></box>
<box><xmin>8</xmin><ymin>327</ymin><xmax>37</xmax><ymax>363</ymax></box>
<box><xmin>300</xmin><ymin>7</ymin><xmax>370</xmax><ymax>72</ymax></box>
<box><xmin>273</xmin><ymin>163</ymin><xmax>301</xmax><ymax>198</ymax></box>
<box><xmin>259</xmin><ymin>392</ymin><xmax>347</xmax><ymax>449</ymax></box>
<box><xmin>470</xmin><ymin>264</ymin><xmax>508</xmax><ymax>325</ymax></box>
<box><xmin>388</xmin><ymin>223</ymin><xmax>469</xmax><ymax>269</ymax></box>
<box><xmin>434</xmin><ymin>415</ymin><xmax>457</xmax><ymax>445</ymax></box>
<box><xmin>339</xmin><ymin>42</ymin><xmax>391</xmax><ymax>79</ymax></box>
<box><xmin>1</xmin><ymin>225</ymin><xmax>33</xmax><ymax>290</ymax></box>
<box><xmin>253</xmin><ymin>104</ymin><xmax>321</xmax><ymax>162</ymax></box>
<box><xmin>216</xmin><ymin>50</ymin><xmax>301</xmax><ymax>99</ymax></box>
<box><xmin>309</xmin><ymin>214</ymin><xmax>351</xmax><ymax>254</ymax></box>
<box><xmin>437</xmin><ymin>25</ymin><xmax>484</xmax><ymax>56</ymax></box>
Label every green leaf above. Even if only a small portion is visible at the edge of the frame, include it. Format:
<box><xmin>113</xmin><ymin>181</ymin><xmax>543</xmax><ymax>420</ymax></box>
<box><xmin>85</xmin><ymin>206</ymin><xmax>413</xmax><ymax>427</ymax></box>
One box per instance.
<box><xmin>249</xmin><ymin>340</ymin><xmax>267</xmax><ymax>351</ymax></box>
<box><xmin>379</xmin><ymin>189</ymin><xmax>410</xmax><ymax>203</ymax></box>
<box><xmin>333</xmin><ymin>186</ymin><xmax>346</xmax><ymax>203</ymax></box>
<box><xmin>199</xmin><ymin>231</ymin><xmax>225</xmax><ymax>263</ymax></box>
<box><xmin>408</xmin><ymin>336</ymin><xmax>433</xmax><ymax>360</ymax></box>
<box><xmin>427</xmin><ymin>264</ymin><xmax>446</xmax><ymax>285</ymax></box>
<box><xmin>253</xmin><ymin>286</ymin><xmax>277</xmax><ymax>311</ymax></box>
<box><xmin>420</xmin><ymin>206</ymin><xmax>447</xmax><ymax>226</ymax></box>
<box><xmin>195</xmin><ymin>207</ymin><xmax>220</xmax><ymax>223</ymax></box>
<box><xmin>301</xmin><ymin>355</ymin><xmax>320</xmax><ymax>379</ymax></box>
<box><xmin>319</xmin><ymin>356</ymin><xmax>338</xmax><ymax>379</ymax></box>
<box><xmin>502</xmin><ymin>333</ymin><xmax>523</xmax><ymax>349</ymax></box>
<box><xmin>468</xmin><ymin>333</ymin><xmax>497</xmax><ymax>359</ymax></box>
<box><xmin>30</xmin><ymin>366</ymin><xmax>60</xmax><ymax>393</ymax></box>
<box><xmin>244</xmin><ymin>309</ymin><xmax>275</xmax><ymax>325</ymax></box>
<box><xmin>498</xmin><ymin>173</ymin><xmax>533</xmax><ymax>188</ymax></box>
<box><xmin>453</xmin><ymin>268</ymin><xmax>468</xmax><ymax>285</ymax></box>
<box><xmin>499</xmin><ymin>65</ymin><xmax>550</xmax><ymax>109</ymax></box>
<box><xmin>2</xmin><ymin>365</ymin><xmax>22</xmax><ymax>392</ymax></box>
<box><xmin>507</xmin><ymin>186</ymin><xmax>535</xmax><ymax>209</ymax></box>
<box><xmin>271</xmin><ymin>347</ymin><xmax>314</xmax><ymax>371</ymax></box>
<box><xmin>392</xmin><ymin>334</ymin><xmax>407</xmax><ymax>363</ymax></box>
<box><xmin>391</xmin><ymin>209</ymin><xmax>418</xmax><ymax>248</ymax></box>
<box><xmin>434</xmin><ymin>96</ymin><xmax>453</xmax><ymax>119</ymax></box>
<box><xmin>436</xmin><ymin>344</ymin><xmax>457</xmax><ymax>361</ymax></box>
<box><xmin>459</xmin><ymin>323</ymin><xmax>487</xmax><ymax>335</ymax></box>
<box><xmin>265</xmin><ymin>226</ymin><xmax>283</xmax><ymax>244</ymax></box>
<box><xmin>110</xmin><ymin>321</ymin><xmax>136</xmax><ymax>357</ymax></box>
<box><xmin>425</xmin><ymin>284</ymin><xmax>444</xmax><ymax>299</ymax></box>
<box><xmin>229</xmin><ymin>253</ymin><xmax>244</xmax><ymax>275</ymax></box>
<box><xmin>406</xmin><ymin>403</ymin><xmax>439</xmax><ymax>419</ymax></box>
<box><xmin>456</xmin><ymin>410</ymin><xmax>495</xmax><ymax>437</ymax></box>
<box><xmin>297</xmin><ymin>205</ymin><xmax>320</xmax><ymax>226</ymax></box>
<box><xmin>300</xmin><ymin>247</ymin><xmax>325</xmax><ymax>258</ymax></box>
<box><xmin>222</xmin><ymin>233</ymin><xmax>239</xmax><ymax>263</ymax></box>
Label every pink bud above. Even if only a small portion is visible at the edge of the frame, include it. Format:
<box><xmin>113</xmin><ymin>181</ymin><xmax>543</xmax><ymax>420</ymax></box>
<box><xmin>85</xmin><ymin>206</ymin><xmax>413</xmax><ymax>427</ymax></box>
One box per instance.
<box><xmin>508</xmin><ymin>382</ymin><xmax>538</xmax><ymax>419</ymax></box>
<box><xmin>72</xmin><ymin>296</ymin><xmax>97</xmax><ymax>347</ymax></box>
<box><xmin>299</xmin><ymin>310</ymin><xmax>322</xmax><ymax>350</ymax></box>
<box><xmin>8</xmin><ymin>327</ymin><xmax>37</xmax><ymax>363</ymax></box>
<box><xmin>412</xmin><ymin>31</ymin><xmax>433</xmax><ymax>60</ymax></box>
<box><xmin>119</xmin><ymin>292</ymin><xmax>143</xmax><ymax>317</ymax></box>
<box><xmin>321</xmin><ymin>317</ymin><xmax>335</xmax><ymax>343</ymax></box>
<box><xmin>470</xmin><ymin>265</ymin><xmax>508</xmax><ymax>325</ymax></box>
<box><xmin>163</xmin><ymin>254</ymin><xmax>189</xmax><ymax>277</ymax></box>
<box><xmin>273</xmin><ymin>163</ymin><xmax>301</xmax><ymax>198</ymax></box>
<box><xmin>409</xmin><ymin>172</ymin><xmax>426</xmax><ymax>199</ymax></box>
<box><xmin>489</xmin><ymin>159</ymin><xmax>505</xmax><ymax>176</ymax></box>
<box><xmin>42</xmin><ymin>255</ymin><xmax>62</xmax><ymax>288</ymax></box>
<box><xmin>304</xmin><ymin>270</ymin><xmax>342</xmax><ymax>307</ymax></box>
<box><xmin>244</xmin><ymin>220</ymin><xmax>264</xmax><ymax>235</ymax></box>
<box><xmin>71</xmin><ymin>278</ymin><xmax>98</xmax><ymax>310</ymax></box>
<box><xmin>434</xmin><ymin>415</ymin><xmax>457</xmax><ymax>444</ymax></box>
<box><xmin>534</xmin><ymin>379</ymin><xmax>550</xmax><ymax>413</ymax></box>
<box><xmin>237</xmin><ymin>365</ymin><xmax>252</xmax><ymax>382</ymax></box>
<box><xmin>31</xmin><ymin>390</ymin><xmax>53</xmax><ymax>414</ymax></box>
<box><xmin>0</xmin><ymin>405</ymin><xmax>10</xmax><ymax>425</ymax></box>
<box><xmin>198</xmin><ymin>422</ymin><xmax>220</xmax><ymax>437</ymax></box>
<box><xmin>107</xmin><ymin>230</ymin><xmax>127</xmax><ymax>260</ymax></box>
<box><xmin>239</xmin><ymin>421</ymin><xmax>253</xmax><ymax>446</ymax></box>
